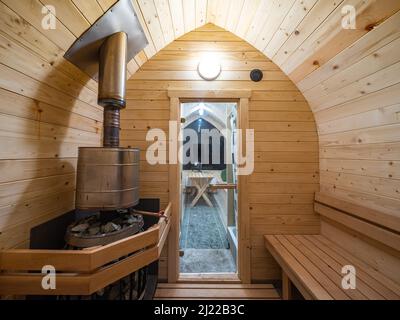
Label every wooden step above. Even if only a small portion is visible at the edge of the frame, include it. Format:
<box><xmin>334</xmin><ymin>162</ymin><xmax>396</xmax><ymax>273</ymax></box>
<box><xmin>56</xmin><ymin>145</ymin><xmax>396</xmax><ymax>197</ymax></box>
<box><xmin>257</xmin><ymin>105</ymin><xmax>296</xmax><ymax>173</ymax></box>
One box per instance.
<box><xmin>154</xmin><ymin>283</ymin><xmax>280</xmax><ymax>300</ymax></box>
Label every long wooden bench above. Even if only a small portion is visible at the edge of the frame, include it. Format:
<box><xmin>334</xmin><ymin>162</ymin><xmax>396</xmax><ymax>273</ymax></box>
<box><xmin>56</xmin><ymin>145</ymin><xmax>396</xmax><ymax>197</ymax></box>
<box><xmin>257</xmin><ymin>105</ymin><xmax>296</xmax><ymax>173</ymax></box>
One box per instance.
<box><xmin>264</xmin><ymin>193</ymin><xmax>400</xmax><ymax>300</ymax></box>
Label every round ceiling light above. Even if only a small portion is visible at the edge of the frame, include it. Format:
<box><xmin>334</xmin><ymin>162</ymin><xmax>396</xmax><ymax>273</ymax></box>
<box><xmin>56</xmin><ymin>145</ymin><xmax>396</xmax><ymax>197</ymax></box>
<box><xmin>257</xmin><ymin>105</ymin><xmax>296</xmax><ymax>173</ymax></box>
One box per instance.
<box><xmin>197</xmin><ymin>55</ymin><xmax>221</xmax><ymax>81</ymax></box>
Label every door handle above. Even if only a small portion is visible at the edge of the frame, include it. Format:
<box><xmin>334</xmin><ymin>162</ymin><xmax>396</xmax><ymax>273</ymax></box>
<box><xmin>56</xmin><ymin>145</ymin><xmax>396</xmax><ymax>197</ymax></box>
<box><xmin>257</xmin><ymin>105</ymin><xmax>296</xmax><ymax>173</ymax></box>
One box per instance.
<box><xmin>209</xmin><ymin>183</ymin><xmax>237</xmax><ymax>190</ymax></box>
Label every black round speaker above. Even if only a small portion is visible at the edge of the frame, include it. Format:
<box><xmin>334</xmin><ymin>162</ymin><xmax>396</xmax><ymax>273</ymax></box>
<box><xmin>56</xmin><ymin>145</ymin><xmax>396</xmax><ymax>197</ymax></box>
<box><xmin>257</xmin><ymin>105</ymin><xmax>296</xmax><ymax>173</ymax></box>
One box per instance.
<box><xmin>250</xmin><ymin>69</ymin><xmax>263</xmax><ymax>82</ymax></box>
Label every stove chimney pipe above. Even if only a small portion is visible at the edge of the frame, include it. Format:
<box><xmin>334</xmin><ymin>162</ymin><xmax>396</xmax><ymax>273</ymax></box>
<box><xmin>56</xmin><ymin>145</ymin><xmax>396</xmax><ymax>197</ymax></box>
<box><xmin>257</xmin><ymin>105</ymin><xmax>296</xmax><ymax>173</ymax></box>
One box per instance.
<box><xmin>98</xmin><ymin>32</ymin><xmax>128</xmax><ymax>148</ymax></box>
<box><xmin>63</xmin><ymin>0</ymin><xmax>148</xmax><ymax>211</ymax></box>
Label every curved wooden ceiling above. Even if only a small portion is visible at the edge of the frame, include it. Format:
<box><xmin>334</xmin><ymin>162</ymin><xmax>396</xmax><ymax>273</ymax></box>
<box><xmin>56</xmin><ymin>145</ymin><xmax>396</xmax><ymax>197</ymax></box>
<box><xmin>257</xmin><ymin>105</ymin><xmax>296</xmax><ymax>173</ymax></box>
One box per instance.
<box><xmin>131</xmin><ymin>0</ymin><xmax>400</xmax><ymax>88</ymax></box>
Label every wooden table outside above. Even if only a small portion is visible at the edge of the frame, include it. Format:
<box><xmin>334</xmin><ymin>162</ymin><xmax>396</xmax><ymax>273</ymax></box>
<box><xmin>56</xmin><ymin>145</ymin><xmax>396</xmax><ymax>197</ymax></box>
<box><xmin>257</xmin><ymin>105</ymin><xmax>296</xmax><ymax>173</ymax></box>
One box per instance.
<box><xmin>187</xmin><ymin>171</ymin><xmax>216</xmax><ymax>207</ymax></box>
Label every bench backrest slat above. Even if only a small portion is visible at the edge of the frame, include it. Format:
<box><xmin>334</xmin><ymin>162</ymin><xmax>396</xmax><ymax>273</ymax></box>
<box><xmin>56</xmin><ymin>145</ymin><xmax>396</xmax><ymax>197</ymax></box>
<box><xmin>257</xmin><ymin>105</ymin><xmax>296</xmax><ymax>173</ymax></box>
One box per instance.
<box><xmin>315</xmin><ymin>202</ymin><xmax>400</xmax><ymax>252</ymax></box>
<box><xmin>315</xmin><ymin>193</ymin><xmax>400</xmax><ymax>253</ymax></box>
<box><xmin>315</xmin><ymin>193</ymin><xmax>400</xmax><ymax>233</ymax></box>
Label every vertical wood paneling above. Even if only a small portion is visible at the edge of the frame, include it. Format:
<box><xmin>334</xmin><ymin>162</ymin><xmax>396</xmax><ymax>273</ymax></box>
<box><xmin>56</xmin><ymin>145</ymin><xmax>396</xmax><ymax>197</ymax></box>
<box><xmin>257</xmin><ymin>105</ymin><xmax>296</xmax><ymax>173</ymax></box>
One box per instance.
<box><xmin>154</xmin><ymin>0</ymin><xmax>174</xmax><ymax>44</ymax></box>
<box><xmin>168</xmin><ymin>0</ymin><xmax>185</xmax><ymax>38</ymax></box>
<box><xmin>182</xmin><ymin>0</ymin><xmax>196</xmax><ymax>33</ymax></box>
<box><xmin>246</xmin><ymin>0</ymin><xmax>274</xmax><ymax>46</ymax></box>
<box><xmin>195</xmin><ymin>0</ymin><xmax>207</xmax><ymax>28</ymax></box>
<box><xmin>138</xmin><ymin>0</ymin><xmax>166</xmax><ymax>51</ymax></box>
<box><xmin>124</xmin><ymin>25</ymin><xmax>319</xmax><ymax>281</ymax></box>
<box><xmin>234</xmin><ymin>0</ymin><xmax>260</xmax><ymax>38</ymax></box>
<box><xmin>253</xmin><ymin>0</ymin><xmax>296</xmax><ymax>52</ymax></box>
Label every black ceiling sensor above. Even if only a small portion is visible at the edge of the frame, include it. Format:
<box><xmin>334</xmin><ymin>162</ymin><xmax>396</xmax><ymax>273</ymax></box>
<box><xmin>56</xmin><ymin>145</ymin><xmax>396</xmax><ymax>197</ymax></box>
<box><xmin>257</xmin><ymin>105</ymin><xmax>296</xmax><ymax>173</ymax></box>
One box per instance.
<box><xmin>250</xmin><ymin>69</ymin><xmax>263</xmax><ymax>82</ymax></box>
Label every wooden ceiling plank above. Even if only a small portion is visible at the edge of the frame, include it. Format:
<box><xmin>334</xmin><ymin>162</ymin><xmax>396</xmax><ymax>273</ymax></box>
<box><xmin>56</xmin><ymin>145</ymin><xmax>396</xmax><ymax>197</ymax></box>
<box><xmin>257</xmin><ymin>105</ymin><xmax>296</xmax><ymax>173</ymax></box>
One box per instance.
<box><xmin>0</xmin><ymin>2</ymin><xmax>98</xmax><ymax>92</ymax></box>
<box><xmin>37</xmin><ymin>0</ymin><xmax>90</xmax><ymax>38</ymax></box>
<box><xmin>214</xmin><ymin>0</ymin><xmax>230</xmax><ymax>29</ymax></box>
<box><xmin>311</xmin><ymin>61</ymin><xmax>400</xmax><ymax>112</ymax></box>
<box><xmin>0</xmin><ymin>32</ymin><xmax>98</xmax><ymax>107</ymax></box>
<box><xmin>206</xmin><ymin>0</ymin><xmax>218</xmax><ymax>24</ymax></box>
<box><xmin>246</xmin><ymin>0</ymin><xmax>274</xmax><ymax>46</ymax></box>
<box><xmin>195</xmin><ymin>0</ymin><xmax>207</xmax><ymax>28</ymax></box>
<box><xmin>137</xmin><ymin>0</ymin><xmax>166</xmax><ymax>51</ymax></box>
<box><xmin>314</xmin><ymin>83</ymin><xmax>400</xmax><ymax>124</ymax></box>
<box><xmin>71</xmin><ymin>0</ymin><xmax>104</xmax><ymax>24</ymax></box>
<box><xmin>0</xmin><ymin>63</ymin><xmax>102</xmax><ymax>121</ymax></box>
<box><xmin>0</xmin><ymin>2</ymin><xmax>62</xmax><ymax>63</ymax></box>
<box><xmin>286</xmin><ymin>0</ymin><xmax>400</xmax><ymax>82</ymax></box>
<box><xmin>134</xmin><ymin>50</ymin><xmax>149</xmax><ymax>67</ymax></box>
<box><xmin>168</xmin><ymin>0</ymin><xmax>185</xmax><ymax>38</ymax></box>
<box><xmin>318</xmin><ymin>104</ymin><xmax>400</xmax><ymax>136</ymax></box>
<box><xmin>235</xmin><ymin>0</ymin><xmax>261</xmax><ymax>39</ymax></box>
<box><xmin>298</xmin><ymin>10</ymin><xmax>400</xmax><ymax>92</ymax></box>
<box><xmin>1</xmin><ymin>0</ymin><xmax>76</xmax><ymax>51</ymax></box>
<box><xmin>304</xmin><ymin>36</ymin><xmax>400</xmax><ymax>102</ymax></box>
<box><xmin>154</xmin><ymin>0</ymin><xmax>175</xmax><ymax>44</ymax></box>
<box><xmin>273</xmin><ymin>0</ymin><xmax>343</xmax><ymax>68</ymax></box>
<box><xmin>319</xmin><ymin>124</ymin><xmax>400</xmax><ymax>150</ymax></box>
<box><xmin>96</xmin><ymin>0</ymin><xmax>117</xmax><ymax>11</ymax></box>
<box><xmin>225</xmin><ymin>0</ymin><xmax>245</xmax><ymax>33</ymax></box>
<box><xmin>253</xmin><ymin>0</ymin><xmax>296</xmax><ymax>52</ymax></box>
<box><xmin>264</xmin><ymin>0</ymin><xmax>319</xmax><ymax>58</ymax></box>
<box><xmin>182</xmin><ymin>0</ymin><xmax>196</xmax><ymax>33</ymax></box>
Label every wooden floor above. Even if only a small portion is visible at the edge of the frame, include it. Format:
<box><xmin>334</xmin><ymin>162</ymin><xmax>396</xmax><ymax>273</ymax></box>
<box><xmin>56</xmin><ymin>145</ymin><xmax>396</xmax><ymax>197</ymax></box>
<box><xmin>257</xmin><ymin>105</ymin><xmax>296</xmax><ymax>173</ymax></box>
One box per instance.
<box><xmin>154</xmin><ymin>283</ymin><xmax>280</xmax><ymax>300</ymax></box>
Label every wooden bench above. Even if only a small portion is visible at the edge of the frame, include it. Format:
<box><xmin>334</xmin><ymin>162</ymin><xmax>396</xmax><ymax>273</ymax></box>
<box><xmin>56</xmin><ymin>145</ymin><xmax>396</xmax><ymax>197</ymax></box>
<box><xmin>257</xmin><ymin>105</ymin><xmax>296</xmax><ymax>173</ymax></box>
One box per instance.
<box><xmin>264</xmin><ymin>193</ymin><xmax>400</xmax><ymax>300</ymax></box>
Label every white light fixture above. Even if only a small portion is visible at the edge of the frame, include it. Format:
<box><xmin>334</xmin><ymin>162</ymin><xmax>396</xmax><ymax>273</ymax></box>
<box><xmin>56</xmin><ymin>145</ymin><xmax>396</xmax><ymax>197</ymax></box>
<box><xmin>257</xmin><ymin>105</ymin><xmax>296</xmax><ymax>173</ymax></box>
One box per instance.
<box><xmin>198</xmin><ymin>103</ymin><xmax>205</xmax><ymax>116</ymax></box>
<box><xmin>197</xmin><ymin>54</ymin><xmax>221</xmax><ymax>81</ymax></box>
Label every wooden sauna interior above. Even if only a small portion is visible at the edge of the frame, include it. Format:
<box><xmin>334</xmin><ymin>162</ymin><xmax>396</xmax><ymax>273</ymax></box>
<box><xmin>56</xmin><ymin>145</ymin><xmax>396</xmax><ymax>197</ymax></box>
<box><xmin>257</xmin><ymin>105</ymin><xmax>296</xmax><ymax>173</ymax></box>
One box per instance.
<box><xmin>0</xmin><ymin>0</ymin><xmax>399</xmax><ymax>300</ymax></box>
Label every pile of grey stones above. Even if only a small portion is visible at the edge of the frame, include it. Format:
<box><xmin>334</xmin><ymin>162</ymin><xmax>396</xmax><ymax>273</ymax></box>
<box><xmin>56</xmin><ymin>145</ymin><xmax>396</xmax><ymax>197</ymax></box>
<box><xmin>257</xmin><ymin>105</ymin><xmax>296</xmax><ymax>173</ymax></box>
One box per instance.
<box><xmin>70</xmin><ymin>212</ymin><xmax>143</xmax><ymax>236</ymax></box>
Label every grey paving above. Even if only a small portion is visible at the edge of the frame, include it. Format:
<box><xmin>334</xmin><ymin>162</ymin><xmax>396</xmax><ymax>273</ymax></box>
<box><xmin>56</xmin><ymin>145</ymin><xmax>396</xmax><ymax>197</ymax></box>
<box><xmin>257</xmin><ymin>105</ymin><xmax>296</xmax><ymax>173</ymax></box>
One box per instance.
<box><xmin>180</xmin><ymin>249</ymin><xmax>236</xmax><ymax>273</ymax></box>
<box><xmin>180</xmin><ymin>194</ymin><xmax>236</xmax><ymax>273</ymax></box>
<box><xmin>180</xmin><ymin>196</ymin><xmax>228</xmax><ymax>249</ymax></box>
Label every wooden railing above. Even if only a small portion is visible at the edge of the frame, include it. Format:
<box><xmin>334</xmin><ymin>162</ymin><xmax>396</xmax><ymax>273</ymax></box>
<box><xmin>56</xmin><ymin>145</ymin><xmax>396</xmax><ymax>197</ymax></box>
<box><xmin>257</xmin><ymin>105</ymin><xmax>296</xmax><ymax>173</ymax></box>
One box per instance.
<box><xmin>0</xmin><ymin>203</ymin><xmax>171</xmax><ymax>296</ymax></box>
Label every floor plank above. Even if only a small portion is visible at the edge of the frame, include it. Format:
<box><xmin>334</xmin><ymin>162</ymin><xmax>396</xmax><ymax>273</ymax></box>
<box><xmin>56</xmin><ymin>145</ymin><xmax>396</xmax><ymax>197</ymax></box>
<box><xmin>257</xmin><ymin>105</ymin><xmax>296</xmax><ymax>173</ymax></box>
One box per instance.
<box><xmin>155</xmin><ymin>283</ymin><xmax>280</xmax><ymax>300</ymax></box>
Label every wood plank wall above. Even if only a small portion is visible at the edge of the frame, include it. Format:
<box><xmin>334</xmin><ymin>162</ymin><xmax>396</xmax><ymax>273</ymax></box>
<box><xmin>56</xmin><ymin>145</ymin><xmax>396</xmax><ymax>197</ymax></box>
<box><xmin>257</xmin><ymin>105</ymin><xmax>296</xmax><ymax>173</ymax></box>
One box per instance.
<box><xmin>129</xmin><ymin>0</ymin><xmax>400</xmax><ymax>244</ymax></box>
<box><xmin>0</xmin><ymin>0</ymin><xmax>118</xmax><ymax>250</ymax></box>
<box><xmin>297</xmin><ymin>11</ymin><xmax>400</xmax><ymax>219</ymax></box>
<box><xmin>123</xmin><ymin>25</ymin><xmax>320</xmax><ymax>282</ymax></box>
<box><xmin>1</xmin><ymin>0</ymin><xmax>398</xmax><ymax>281</ymax></box>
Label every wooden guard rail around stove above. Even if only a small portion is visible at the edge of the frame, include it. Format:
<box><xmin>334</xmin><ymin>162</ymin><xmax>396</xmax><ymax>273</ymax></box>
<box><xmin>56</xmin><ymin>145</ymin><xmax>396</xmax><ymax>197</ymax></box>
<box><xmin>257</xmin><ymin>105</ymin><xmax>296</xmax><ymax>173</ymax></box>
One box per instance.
<box><xmin>0</xmin><ymin>203</ymin><xmax>171</xmax><ymax>296</ymax></box>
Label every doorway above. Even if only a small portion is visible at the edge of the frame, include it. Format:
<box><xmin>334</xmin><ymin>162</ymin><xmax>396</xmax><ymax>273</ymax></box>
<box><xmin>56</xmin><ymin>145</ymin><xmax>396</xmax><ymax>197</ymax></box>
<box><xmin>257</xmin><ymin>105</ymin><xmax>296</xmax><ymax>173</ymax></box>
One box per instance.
<box><xmin>167</xmin><ymin>90</ymin><xmax>252</xmax><ymax>283</ymax></box>
<box><xmin>179</xmin><ymin>102</ymin><xmax>238</xmax><ymax>276</ymax></box>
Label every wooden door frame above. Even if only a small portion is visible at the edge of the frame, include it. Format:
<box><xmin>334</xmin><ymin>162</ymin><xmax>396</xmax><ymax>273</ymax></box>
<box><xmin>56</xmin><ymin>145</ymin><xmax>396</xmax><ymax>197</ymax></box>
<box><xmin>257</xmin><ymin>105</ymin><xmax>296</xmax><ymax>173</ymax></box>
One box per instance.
<box><xmin>167</xmin><ymin>89</ymin><xmax>252</xmax><ymax>283</ymax></box>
